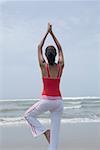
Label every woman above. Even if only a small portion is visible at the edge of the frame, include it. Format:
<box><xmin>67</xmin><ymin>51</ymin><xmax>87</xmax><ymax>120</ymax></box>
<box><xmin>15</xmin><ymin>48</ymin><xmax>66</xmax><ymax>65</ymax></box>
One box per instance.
<box><xmin>24</xmin><ymin>23</ymin><xmax>64</xmax><ymax>150</ymax></box>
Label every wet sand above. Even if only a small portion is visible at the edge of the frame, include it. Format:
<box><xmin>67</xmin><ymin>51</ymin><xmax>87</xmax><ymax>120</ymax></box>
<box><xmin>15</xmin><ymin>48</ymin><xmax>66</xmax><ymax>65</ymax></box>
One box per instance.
<box><xmin>0</xmin><ymin>121</ymin><xmax>100</xmax><ymax>150</ymax></box>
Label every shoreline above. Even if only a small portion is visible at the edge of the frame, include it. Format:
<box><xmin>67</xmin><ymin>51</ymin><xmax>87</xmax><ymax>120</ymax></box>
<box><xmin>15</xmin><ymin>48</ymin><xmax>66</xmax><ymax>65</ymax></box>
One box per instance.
<box><xmin>0</xmin><ymin>117</ymin><xmax>100</xmax><ymax>127</ymax></box>
<box><xmin>0</xmin><ymin>121</ymin><xmax>100</xmax><ymax>150</ymax></box>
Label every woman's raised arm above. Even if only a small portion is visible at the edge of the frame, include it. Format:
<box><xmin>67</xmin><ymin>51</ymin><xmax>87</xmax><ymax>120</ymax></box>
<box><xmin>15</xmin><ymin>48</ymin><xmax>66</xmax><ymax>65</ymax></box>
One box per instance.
<box><xmin>38</xmin><ymin>31</ymin><xmax>48</xmax><ymax>67</ymax></box>
<box><xmin>38</xmin><ymin>23</ymin><xmax>51</xmax><ymax>67</ymax></box>
<box><xmin>49</xmin><ymin>26</ymin><xmax>64</xmax><ymax>67</ymax></box>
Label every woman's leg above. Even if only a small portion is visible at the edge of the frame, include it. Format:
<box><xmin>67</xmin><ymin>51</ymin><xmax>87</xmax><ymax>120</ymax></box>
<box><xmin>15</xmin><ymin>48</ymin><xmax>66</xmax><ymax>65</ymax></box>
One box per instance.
<box><xmin>24</xmin><ymin>100</ymin><xmax>49</xmax><ymax>137</ymax></box>
<box><xmin>48</xmin><ymin>100</ymin><xmax>63</xmax><ymax>150</ymax></box>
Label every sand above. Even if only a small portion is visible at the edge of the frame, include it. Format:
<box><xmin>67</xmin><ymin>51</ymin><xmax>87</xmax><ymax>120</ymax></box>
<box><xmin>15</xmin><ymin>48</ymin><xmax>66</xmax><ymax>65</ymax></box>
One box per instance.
<box><xmin>0</xmin><ymin>120</ymin><xmax>100</xmax><ymax>150</ymax></box>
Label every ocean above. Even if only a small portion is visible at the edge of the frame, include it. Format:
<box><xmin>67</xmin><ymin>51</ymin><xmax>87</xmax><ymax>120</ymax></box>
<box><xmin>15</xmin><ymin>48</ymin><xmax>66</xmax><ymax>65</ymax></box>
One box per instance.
<box><xmin>0</xmin><ymin>97</ymin><xmax>100</xmax><ymax>126</ymax></box>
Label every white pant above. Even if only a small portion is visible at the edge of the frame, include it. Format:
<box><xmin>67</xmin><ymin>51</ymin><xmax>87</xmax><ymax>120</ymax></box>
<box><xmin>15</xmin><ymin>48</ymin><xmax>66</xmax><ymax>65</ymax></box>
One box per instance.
<box><xmin>24</xmin><ymin>99</ymin><xmax>64</xmax><ymax>150</ymax></box>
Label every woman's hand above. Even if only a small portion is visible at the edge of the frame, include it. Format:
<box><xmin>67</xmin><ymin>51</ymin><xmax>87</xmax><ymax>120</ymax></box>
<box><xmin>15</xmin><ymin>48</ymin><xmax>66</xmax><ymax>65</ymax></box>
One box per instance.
<box><xmin>47</xmin><ymin>22</ymin><xmax>52</xmax><ymax>33</ymax></box>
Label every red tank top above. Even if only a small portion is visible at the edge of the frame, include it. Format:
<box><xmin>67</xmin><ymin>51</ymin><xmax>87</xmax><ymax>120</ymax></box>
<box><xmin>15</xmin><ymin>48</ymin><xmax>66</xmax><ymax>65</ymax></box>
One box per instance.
<box><xmin>42</xmin><ymin>63</ymin><xmax>62</xmax><ymax>98</ymax></box>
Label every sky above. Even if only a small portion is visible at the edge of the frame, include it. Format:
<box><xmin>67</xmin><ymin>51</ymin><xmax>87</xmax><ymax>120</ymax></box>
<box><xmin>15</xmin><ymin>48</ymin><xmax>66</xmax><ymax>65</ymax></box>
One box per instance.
<box><xmin>0</xmin><ymin>0</ymin><xmax>100</xmax><ymax>99</ymax></box>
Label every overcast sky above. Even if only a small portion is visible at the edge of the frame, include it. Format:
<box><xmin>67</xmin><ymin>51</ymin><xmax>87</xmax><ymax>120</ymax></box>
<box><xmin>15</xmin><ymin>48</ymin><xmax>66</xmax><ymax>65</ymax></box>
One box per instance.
<box><xmin>0</xmin><ymin>0</ymin><xmax>100</xmax><ymax>99</ymax></box>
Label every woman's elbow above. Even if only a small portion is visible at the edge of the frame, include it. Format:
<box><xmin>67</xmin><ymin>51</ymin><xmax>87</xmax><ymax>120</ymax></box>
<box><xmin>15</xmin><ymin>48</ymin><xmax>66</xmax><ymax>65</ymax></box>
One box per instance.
<box><xmin>38</xmin><ymin>45</ymin><xmax>41</xmax><ymax>49</ymax></box>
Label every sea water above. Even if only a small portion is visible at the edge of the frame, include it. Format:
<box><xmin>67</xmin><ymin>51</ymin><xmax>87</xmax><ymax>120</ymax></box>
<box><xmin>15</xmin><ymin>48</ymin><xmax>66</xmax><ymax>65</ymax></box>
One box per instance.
<box><xmin>0</xmin><ymin>97</ymin><xmax>100</xmax><ymax>126</ymax></box>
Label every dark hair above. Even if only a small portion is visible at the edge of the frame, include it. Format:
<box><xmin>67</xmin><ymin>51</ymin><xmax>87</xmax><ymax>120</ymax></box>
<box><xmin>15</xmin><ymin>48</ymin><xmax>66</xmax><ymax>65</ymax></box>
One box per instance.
<box><xmin>45</xmin><ymin>45</ymin><xmax>57</xmax><ymax>65</ymax></box>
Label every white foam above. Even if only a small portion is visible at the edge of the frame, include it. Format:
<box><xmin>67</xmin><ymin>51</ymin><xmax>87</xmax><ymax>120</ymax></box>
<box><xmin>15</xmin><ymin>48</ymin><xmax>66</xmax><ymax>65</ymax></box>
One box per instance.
<box><xmin>0</xmin><ymin>117</ymin><xmax>100</xmax><ymax>127</ymax></box>
<box><xmin>0</xmin><ymin>98</ymin><xmax>38</xmax><ymax>102</ymax></box>
<box><xmin>64</xmin><ymin>105</ymin><xmax>82</xmax><ymax>109</ymax></box>
<box><xmin>0</xmin><ymin>96</ymin><xmax>100</xmax><ymax>102</ymax></box>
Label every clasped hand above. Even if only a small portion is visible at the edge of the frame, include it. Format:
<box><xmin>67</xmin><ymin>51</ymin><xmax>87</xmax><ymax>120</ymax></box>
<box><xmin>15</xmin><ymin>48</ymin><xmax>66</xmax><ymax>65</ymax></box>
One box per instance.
<box><xmin>47</xmin><ymin>22</ymin><xmax>52</xmax><ymax>34</ymax></box>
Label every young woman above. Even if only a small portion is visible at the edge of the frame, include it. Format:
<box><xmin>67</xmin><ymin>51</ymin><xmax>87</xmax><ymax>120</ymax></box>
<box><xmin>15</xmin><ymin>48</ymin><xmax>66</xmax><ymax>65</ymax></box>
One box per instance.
<box><xmin>24</xmin><ymin>23</ymin><xmax>64</xmax><ymax>150</ymax></box>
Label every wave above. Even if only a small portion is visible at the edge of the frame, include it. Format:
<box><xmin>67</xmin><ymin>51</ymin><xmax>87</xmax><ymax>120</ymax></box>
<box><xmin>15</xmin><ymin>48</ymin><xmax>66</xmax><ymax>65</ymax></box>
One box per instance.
<box><xmin>63</xmin><ymin>96</ymin><xmax>100</xmax><ymax>100</ymax></box>
<box><xmin>64</xmin><ymin>105</ymin><xmax>82</xmax><ymax>109</ymax></box>
<box><xmin>0</xmin><ymin>117</ymin><xmax>100</xmax><ymax>126</ymax></box>
<box><xmin>0</xmin><ymin>96</ymin><xmax>100</xmax><ymax>102</ymax></box>
<box><xmin>0</xmin><ymin>98</ymin><xmax>39</xmax><ymax>102</ymax></box>
<box><xmin>0</xmin><ymin>97</ymin><xmax>100</xmax><ymax>125</ymax></box>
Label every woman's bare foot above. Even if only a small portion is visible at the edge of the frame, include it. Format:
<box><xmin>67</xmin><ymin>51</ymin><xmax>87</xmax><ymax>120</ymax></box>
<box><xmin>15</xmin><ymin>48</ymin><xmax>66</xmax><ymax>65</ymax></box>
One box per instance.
<box><xmin>44</xmin><ymin>129</ymin><xmax>50</xmax><ymax>143</ymax></box>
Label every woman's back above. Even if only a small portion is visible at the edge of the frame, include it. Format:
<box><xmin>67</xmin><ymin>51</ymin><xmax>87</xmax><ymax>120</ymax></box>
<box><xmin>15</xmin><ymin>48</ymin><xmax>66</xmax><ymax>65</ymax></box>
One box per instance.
<box><xmin>41</xmin><ymin>63</ymin><xmax>64</xmax><ymax>98</ymax></box>
<box><xmin>41</xmin><ymin>63</ymin><xmax>63</xmax><ymax>79</ymax></box>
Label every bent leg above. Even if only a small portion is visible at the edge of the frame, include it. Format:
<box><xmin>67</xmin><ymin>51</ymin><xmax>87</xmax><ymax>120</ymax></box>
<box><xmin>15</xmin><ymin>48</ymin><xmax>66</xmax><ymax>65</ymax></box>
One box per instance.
<box><xmin>24</xmin><ymin>100</ymin><xmax>49</xmax><ymax>137</ymax></box>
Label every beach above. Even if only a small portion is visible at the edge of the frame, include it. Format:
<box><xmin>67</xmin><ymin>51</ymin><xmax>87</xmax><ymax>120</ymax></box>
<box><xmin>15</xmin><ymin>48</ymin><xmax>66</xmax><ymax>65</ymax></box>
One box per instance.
<box><xmin>0</xmin><ymin>1</ymin><xmax>100</xmax><ymax>150</ymax></box>
<box><xmin>0</xmin><ymin>120</ymin><xmax>100</xmax><ymax>150</ymax></box>
<box><xmin>0</xmin><ymin>97</ymin><xmax>100</xmax><ymax>150</ymax></box>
